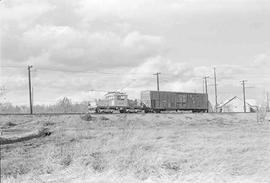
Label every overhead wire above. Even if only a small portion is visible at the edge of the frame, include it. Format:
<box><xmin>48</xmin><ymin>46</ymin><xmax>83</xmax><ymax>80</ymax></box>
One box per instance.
<box><xmin>2</xmin><ymin>65</ymin><xmax>270</xmax><ymax>78</ymax></box>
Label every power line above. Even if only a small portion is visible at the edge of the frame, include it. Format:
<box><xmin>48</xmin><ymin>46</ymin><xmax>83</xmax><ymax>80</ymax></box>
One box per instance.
<box><xmin>32</xmin><ymin>67</ymin><xmax>167</xmax><ymax>77</ymax></box>
<box><xmin>1</xmin><ymin>66</ymin><xmax>26</xmax><ymax>69</ymax></box>
<box><xmin>1</xmin><ymin>66</ymin><xmax>150</xmax><ymax>76</ymax></box>
<box><xmin>39</xmin><ymin>68</ymin><xmax>124</xmax><ymax>75</ymax></box>
<box><xmin>35</xmin><ymin>68</ymin><xmax>202</xmax><ymax>77</ymax></box>
<box><xmin>120</xmin><ymin>79</ymin><xmax>136</xmax><ymax>91</ymax></box>
<box><xmin>2</xmin><ymin>65</ymin><xmax>270</xmax><ymax>79</ymax></box>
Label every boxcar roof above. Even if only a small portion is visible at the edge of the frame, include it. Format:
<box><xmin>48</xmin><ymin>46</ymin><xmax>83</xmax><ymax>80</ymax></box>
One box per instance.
<box><xmin>141</xmin><ymin>90</ymin><xmax>206</xmax><ymax>95</ymax></box>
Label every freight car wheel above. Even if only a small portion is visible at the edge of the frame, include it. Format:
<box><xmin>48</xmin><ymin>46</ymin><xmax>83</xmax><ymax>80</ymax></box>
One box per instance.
<box><xmin>154</xmin><ymin>109</ymin><xmax>161</xmax><ymax>113</ymax></box>
<box><xmin>119</xmin><ymin>109</ymin><xmax>126</xmax><ymax>113</ymax></box>
<box><xmin>143</xmin><ymin>108</ymin><xmax>150</xmax><ymax>113</ymax></box>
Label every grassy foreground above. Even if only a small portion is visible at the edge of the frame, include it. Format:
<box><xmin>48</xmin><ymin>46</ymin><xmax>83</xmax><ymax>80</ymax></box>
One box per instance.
<box><xmin>0</xmin><ymin>113</ymin><xmax>269</xmax><ymax>183</ymax></box>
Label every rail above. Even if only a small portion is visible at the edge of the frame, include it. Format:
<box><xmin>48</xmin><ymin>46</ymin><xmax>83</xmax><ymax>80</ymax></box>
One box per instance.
<box><xmin>0</xmin><ymin>112</ymin><xmax>256</xmax><ymax>116</ymax></box>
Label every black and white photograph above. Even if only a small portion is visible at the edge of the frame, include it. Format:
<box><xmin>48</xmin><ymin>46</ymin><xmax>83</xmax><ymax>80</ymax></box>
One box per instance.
<box><xmin>0</xmin><ymin>0</ymin><xmax>270</xmax><ymax>182</ymax></box>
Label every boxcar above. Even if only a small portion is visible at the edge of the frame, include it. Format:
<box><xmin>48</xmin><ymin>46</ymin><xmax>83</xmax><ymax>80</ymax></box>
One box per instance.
<box><xmin>141</xmin><ymin>90</ymin><xmax>208</xmax><ymax>113</ymax></box>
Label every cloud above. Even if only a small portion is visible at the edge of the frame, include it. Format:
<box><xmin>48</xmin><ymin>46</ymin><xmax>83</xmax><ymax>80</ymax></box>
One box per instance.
<box><xmin>0</xmin><ymin>0</ymin><xmax>53</xmax><ymax>30</ymax></box>
<box><xmin>2</xmin><ymin>55</ymin><xmax>270</xmax><ymax>105</ymax></box>
<box><xmin>2</xmin><ymin>23</ymin><xmax>165</xmax><ymax>69</ymax></box>
<box><xmin>253</xmin><ymin>53</ymin><xmax>270</xmax><ymax>67</ymax></box>
<box><xmin>1</xmin><ymin>0</ymin><xmax>270</xmax><ymax>105</ymax></box>
<box><xmin>1</xmin><ymin>0</ymin><xmax>169</xmax><ymax>69</ymax></box>
<box><xmin>123</xmin><ymin>56</ymin><xmax>201</xmax><ymax>94</ymax></box>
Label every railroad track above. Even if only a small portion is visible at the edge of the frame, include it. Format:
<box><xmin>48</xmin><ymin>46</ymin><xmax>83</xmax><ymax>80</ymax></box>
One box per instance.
<box><xmin>0</xmin><ymin>112</ymin><xmax>252</xmax><ymax>116</ymax></box>
<box><xmin>0</xmin><ymin>112</ymin><xmax>151</xmax><ymax>116</ymax></box>
<box><xmin>0</xmin><ymin>112</ymin><xmax>99</xmax><ymax>116</ymax></box>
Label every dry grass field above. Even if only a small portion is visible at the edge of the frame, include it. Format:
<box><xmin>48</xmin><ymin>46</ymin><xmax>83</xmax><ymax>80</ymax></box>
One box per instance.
<box><xmin>0</xmin><ymin>113</ymin><xmax>270</xmax><ymax>183</ymax></box>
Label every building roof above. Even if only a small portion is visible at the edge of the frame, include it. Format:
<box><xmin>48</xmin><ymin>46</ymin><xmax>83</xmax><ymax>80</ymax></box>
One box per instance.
<box><xmin>141</xmin><ymin>90</ymin><xmax>205</xmax><ymax>95</ymax></box>
<box><xmin>218</xmin><ymin>96</ymin><xmax>237</xmax><ymax>108</ymax></box>
<box><xmin>218</xmin><ymin>96</ymin><xmax>256</xmax><ymax>109</ymax></box>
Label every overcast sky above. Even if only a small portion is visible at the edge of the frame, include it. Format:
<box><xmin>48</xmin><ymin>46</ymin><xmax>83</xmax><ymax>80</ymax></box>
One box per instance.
<box><xmin>1</xmin><ymin>0</ymin><xmax>270</xmax><ymax>105</ymax></box>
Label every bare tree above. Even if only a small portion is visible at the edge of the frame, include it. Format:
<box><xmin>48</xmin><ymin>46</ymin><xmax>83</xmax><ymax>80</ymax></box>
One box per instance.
<box><xmin>56</xmin><ymin>97</ymin><xmax>73</xmax><ymax>113</ymax></box>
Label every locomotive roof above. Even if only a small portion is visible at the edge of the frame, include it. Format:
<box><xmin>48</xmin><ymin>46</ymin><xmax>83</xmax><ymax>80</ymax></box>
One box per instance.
<box><xmin>105</xmin><ymin>91</ymin><xmax>127</xmax><ymax>95</ymax></box>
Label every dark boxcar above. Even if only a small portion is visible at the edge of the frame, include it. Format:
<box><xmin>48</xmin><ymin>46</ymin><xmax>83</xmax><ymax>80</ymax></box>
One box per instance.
<box><xmin>141</xmin><ymin>90</ymin><xmax>208</xmax><ymax>112</ymax></box>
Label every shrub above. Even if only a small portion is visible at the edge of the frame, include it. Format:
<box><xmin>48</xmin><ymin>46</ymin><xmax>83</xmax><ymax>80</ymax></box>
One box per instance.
<box><xmin>80</xmin><ymin>113</ymin><xmax>92</xmax><ymax>121</ymax></box>
<box><xmin>60</xmin><ymin>154</ymin><xmax>72</xmax><ymax>167</ymax></box>
<box><xmin>100</xmin><ymin>116</ymin><xmax>109</xmax><ymax>121</ymax></box>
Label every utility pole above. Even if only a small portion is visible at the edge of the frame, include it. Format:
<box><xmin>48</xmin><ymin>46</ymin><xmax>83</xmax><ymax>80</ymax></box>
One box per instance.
<box><xmin>153</xmin><ymin>72</ymin><xmax>161</xmax><ymax>109</ymax></box>
<box><xmin>267</xmin><ymin>92</ymin><xmax>269</xmax><ymax>112</ymax></box>
<box><xmin>28</xmin><ymin>65</ymin><xmax>33</xmax><ymax>114</ymax></box>
<box><xmin>203</xmin><ymin>76</ymin><xmax>209</xmax><ymax>112</ymax></box>
<box><xmin>203</xmin><ymin>76</ymin><xmax>209</xmax><ymax>94</ymax></box>
<box><xmin>202</xmin><ymin>80</ymin><xmax>205</xmax><ymax>93</ymax></box>
<box><xmin>153</xmin><ymin>72</ymin><xmax>161</xmax><ymax>91</ymax></box>
<box><xmin>241</xmin><ymin>80</ymin><xmax>247</xmax><ymax>113</ymax></box>
<box><xmin>213</xmin><ymin>68</ymin><xmax>218</xmax><ymax>112</ymax></box>
<box><xmin>32</xmin><ymin>86</ymin><xmax>34</xmax><ymax>109</ymax></box>
<box><xmin>0</xmin><ymin>86</ymin><xmax>7</xmax><ymax>97</ymax></box>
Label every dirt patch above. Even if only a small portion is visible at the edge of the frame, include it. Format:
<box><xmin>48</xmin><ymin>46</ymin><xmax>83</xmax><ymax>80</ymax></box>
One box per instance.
<box><xmin>43</xmin><ymin>121</ymin><xmax>55</xmax><ymax>126</ymax></box>
<box><xmin>0</xmin><ymin>128</ymin><xmax>52</xmax><ymax>145</ymax></box>
<box><xmin>1</xmin><ymin>122</ymin><xmax>17</xmax><ymax>129</ymax></box>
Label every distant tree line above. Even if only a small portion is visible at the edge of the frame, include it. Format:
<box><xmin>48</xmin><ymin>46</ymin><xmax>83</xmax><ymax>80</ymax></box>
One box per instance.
<box><xmin>0</xmin><ymin>97</ymin><xmax>88</xmax><ymax>114</ymax></box>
